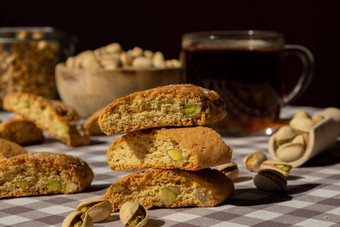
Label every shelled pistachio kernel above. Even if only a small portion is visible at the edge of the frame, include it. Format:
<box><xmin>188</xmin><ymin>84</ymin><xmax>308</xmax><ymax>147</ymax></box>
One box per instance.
<box><xmin>180</xmin><ymin>104</ymin><xmax>201</xmax><ymax>116</ymax></box>
<box><xmin>160</xmin><ymin>187</ymin><xmax>177</xmax><ymax>205</ymax></box>
<box><xmin>76</xmin><ymin>197</ymin><xmax>112</xmax><ymax>222</ymax></box>
<box><xmin>47</xmin><ymin>179</ymin><xmax>61</xmax><ymax>191</ymax></box>
<box><xmin>243</xmin><ymin>151</ymin><xmax>268</xmax><ymax>172</ymax></box>
<box><xmin>64</xmin><ymin>181</ymin><xmax>78</xmax><ymax>194</ymax></box>
<box><xmin>276</xmin><ymin>142</ymin><xmax>305</xmax><ymax>162</ymax></box>
<box><xmin>62</xmin><ymin>211</ymin><xmax>93</xmax><ymax>227</ymax></box>
<box><xmin>119</xmin><ymin>201</ymin><xmax>148</xmax><ymax>227</ymax></box>
<box><xmin>166</xmin><ymin>149</ymin><xmax>183</xmax><ymax>161</ymax></box>
<box><xmin>260</xmin><ymin>160</ymin><xmax>292</xmax><ymax>177</ymax></box>
<box><xmin>275</xmin><ymin>126</ymin><xmax>296</xmax><ymax>147</ymax></box>
<box><xmin>254</xmin><ymin>169</ymin><xmax>287</xmax><ymax>192</ymax></box>
<box><xmin>217</xmin><ymin>161</ymin><xmax>239</xmax><ymax>181</ymax></box>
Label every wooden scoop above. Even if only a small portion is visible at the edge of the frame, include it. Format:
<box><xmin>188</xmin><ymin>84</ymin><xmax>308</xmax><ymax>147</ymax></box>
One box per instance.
<box><xmin>268</xmin><ymin>107</ymin><xmax>340</xmax><ymax>167</ymax></box>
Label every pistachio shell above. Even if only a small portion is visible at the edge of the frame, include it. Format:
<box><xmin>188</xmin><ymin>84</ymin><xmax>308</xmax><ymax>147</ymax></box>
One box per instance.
<box><xmin>311</xmin><ymin>114</ymin><xmax>324</xmax><ymax>124</ymax></box>
<box><xmin>292</xmin><ymin>110</ymin><xmax>310</xmax><ymax>119</ymax></box>
<box><xmin>289</xmin><ymin>118</ymin><xmax>314</xmax><ymax>133</ymax></box>
<box><xmin>77</xmin><ymin>197</ymin><xmax>112</xmax><ymax>222</ymax></box>
<box><xmin>254</xmin><ymin>169</ymin><xmax>287</xmax><ymax>192</ymax></box>
<box><xmin>291</xmin><ymin>134</ymin><xmax>307</xmax><ymax>149</ymax></box>
<box><xmin>119</xmin><ymin>201</ymin><xmax>148</xmax><ymax>227</ymax></box>
<box><xmin>62</xmin><ymin>211</ymin><xmax>93</xmax><ymax>227</ymax></box>
<box><xmin>260</xmin><ymin>160</ymin><xmax>292</xmax><ymax>177</ymax></box>
<box><xmin>276</xmin><ymin>142</ymin><xmax>305</xmax><ymax>162</ymax></box>
<box><xmin>217</xmin><ymin>161</ymin><xmax>239</xmax><ymax>181</ymax></box>
<box><xmin>243</xmin><ymin>151</ymin><xmax>268</xmax><ymax>172</ymax></box>
<box><xmin>275</xmin><ymin>126</ymin><xmax>296</xmax><ymax>147</ymax></box>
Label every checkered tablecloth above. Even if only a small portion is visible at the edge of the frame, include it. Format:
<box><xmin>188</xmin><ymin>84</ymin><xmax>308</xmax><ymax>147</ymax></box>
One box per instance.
<box><xmin>0</xmin><ymin>106</ymin><xmax>339</xmax><ymax>227</ymax></box>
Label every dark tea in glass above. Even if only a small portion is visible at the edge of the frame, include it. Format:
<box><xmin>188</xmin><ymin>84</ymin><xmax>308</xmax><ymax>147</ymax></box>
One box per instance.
<box><xmin>182</xmin><ymin>31</ymin><xmax>314</xmax><ymax>136</ymax></box>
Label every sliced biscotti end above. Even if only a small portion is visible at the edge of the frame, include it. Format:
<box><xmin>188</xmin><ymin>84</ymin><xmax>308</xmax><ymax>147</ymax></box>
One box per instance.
<box><xmin>3</xmin><ymin>92</ymin><xmax>90</xmax><ymax>146</ymax></box>
<box><xmin>0</xmin><ymin>152</ymin><xmax>94</xmax><ymax>198</ymax></box>
<box><xmin>83</xmin><ymin>108</ymin><xmax>104</xmax><ymax>136</ymax></box>
<box><xmin>0</xmin><ymin>138</ymin><xmax>27</xmax><ymax>159</ymax></box>
<box><xmin>104</xmin><ymin>168</ymin><xmax>234</xmax><ymax>211</ymax></box>
<box><xmin>107</xmin><ymin>126</ymin><xmax>232</xmax><ymax>171</ymax></box>
<box><xmin>99</xmin><ymin>84</ymin><xmax>227</xmax><ymax>135</ymax></box>
<box><xmin>0</xmin><ymin>119</ymin><xmax>44</xmax><ymax>145</ymax></box>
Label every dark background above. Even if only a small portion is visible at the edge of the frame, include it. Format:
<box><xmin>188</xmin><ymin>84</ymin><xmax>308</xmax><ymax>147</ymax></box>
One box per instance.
<box><xmin>1</xmin><ymin>0</ymin><xmax>339</xmax><ymax>108</ymax></box>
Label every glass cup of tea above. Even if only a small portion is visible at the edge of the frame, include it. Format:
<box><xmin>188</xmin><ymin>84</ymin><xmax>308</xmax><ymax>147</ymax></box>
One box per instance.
<box><xmin>181</xmin><ymin>30</ymin><xmax>314</xmax><ymax>136</ymax></box>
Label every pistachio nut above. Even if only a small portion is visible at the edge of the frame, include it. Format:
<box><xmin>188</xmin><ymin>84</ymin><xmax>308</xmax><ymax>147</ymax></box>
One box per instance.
<box><xmin>254</xmin><ymin>169</ymin><xmax>287</xmax><ymax>192</ymax></box>
<box><xmin>160</xmin><ymin>187</ymin><xmax>177</xmax><ymax>205</ymax></box>
<box><xmin>119</xmin><ymin>201</ymin><xmax>148</xmax><ymax>227</ymax></box>
<box><xmin>260</xmin><ymin>160</ymin><xmax>292</xmax><ymax>177</ymax></box>
<box><xmin>166</xmin><ymin>149</ymin><xmax>183</xmax><ymax>161</ymax></box>
<box><xmin>291</xmin><ymin>134</ymin><xmax>308</xmax><ymax>150</ymax></box>
<box><xmin>311</xmin><ymin>114</ymin><xmax>324</xmax><ymax>124</ymax></box>
<box><xmin>274</xmin><ymin>126</ymin><xmax>296</xmax><ymax>147</ymax></box>
<box><xmin>243</xmin><ymin>151</ymin><xmax>268</xmax><ymax>172</ymax></box>
<box><xmin>62</xmin><ymin>211</ymin><xmax>93</xmax><ymax>227</ymax></box>
<box><xmin>289</xmin><ymin>118</ymin><xmax>314</xmax><ymax>133</ymax></box>
<box><xmin>217</xmin><ymin>161</ymin><xmax>239</xmax><ymax>181</ymax></box>
<box><xmin>180</xmin><ymin>104</ymin><xmax>201</xmax><ymax>116</ymax></box>
<box><xmin>276</xmin><ymin>142</ymin><xmax>305</xmax><ymax>162</ymax></box>
<box><xmin>76</xmin><ymin>197</ymin><xmax>112</xmax><ymax>222</ymax></box>
<box><xmin>292</xmin><ymin>110</ymin><xmax>310</xmax><ymax>119</ymax></box>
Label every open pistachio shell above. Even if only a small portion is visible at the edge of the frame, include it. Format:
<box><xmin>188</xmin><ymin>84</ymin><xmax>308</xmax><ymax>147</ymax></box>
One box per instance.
<box><xmin>62</xmin><ymin>211</ymin><xmax>93</xmax><ymax>227</ymax></box>
<box><xmin>243</xmin><ymin>151</ymin><xmax>268</xmax><ymax>172</ymax></box>
<box><xmin>119</xmin><ymin>201</ymin><xmax>148</xmax><ymax>227</ymax></box>
<box><xmin>276</xmin><ymin>142</ymin><xmax>305</xmax><ymax>162</ymax></box>
<box><xmin>254</xmin><ymin>169</ymin><xmax>287</xmax><ymax>192</ymax></box>
<box><xmin>289</xmin><ymin>118</ymin><xmax>315</xmax><ymax>133</ymax></box>
<box><xmin>274</xmin><ymin>126</ymin><xmax>296</xmax><ymax>147</ymax></box>
<box><xmin>77</xmin><ymin>197</ymin><xmax>112</xmax><ymax>222</ymax></box>
<box><xmin>217</xmin><ymin>161</ymin><xmax>239</xmax><ymax>181</ymax></box>
<box><xmin>260</xmin><ymin>160</ymin><xmax>292</xmax><ymax>177</ymax></box>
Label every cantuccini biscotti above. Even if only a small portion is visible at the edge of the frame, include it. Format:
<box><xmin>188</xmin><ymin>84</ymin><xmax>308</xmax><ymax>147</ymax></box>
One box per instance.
<box><xmin>0</xmin><ymin>138</ymin><xmax>27</xmax><ymax>159</ymax></box>
<box><xmin>107</xmin><ymin>126</ymin><xmax>232</xmax><ymax>171</ymax></box>
<box><xmin>83</xmin><ymin>108</ymin><xmax>104</xmax><ymax>136</ymax></box>
<box><xmin>99</xmin><ymin>84</ymin><xmax>227</xmax><ymax>135</ymax></box>
<box><xmin>3</xmin><ymin>92</ymin><xmax>89</xmax><ymax>146</ymax></box>
<box><xmin>0</xmin><ymin>118</ymin><xmax>44</xmax><ymax>145</ymax></box>
<box><xmin>0</xmin><ymin>152</ymin><xmax>94</xmax><ymax>198</ymax></box>
<box><xmin>104</xmin><ymin>168</ymin><xmax>234</xmax><ymax>211</ymax></box>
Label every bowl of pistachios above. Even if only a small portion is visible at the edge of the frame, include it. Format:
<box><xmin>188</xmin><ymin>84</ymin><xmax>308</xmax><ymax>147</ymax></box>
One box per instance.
<box><xmin>55</xmin><ymin>43</ymin><xmax>184</xmax><ymax>117</ymax></box>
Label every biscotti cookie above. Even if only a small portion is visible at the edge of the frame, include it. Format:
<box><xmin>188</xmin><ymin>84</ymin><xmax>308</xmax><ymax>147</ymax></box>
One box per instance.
<box><xmin>3</xmin><ymin>92</ymin><xmax>89</xmax><ymax>146</ymax></box>
<box><xmin>0</xmin><ymin>118</ymin><xmax>44</xmax><ymax>145</ymax></box>
<box><xmin>0</xmin><ymin>152</ymin><xmax>94</xmax><ymax>198</ymax></box>
<box><xmin>99</xmin><ymin>84</ymin><xmax>227</xmax><ymax>135</ymax></box>
<box><xmin>107</xmin><ymin>126</ymin><xmax>232</xmax><ymax>171</ymax></box>
<box><xmin>104</xmin><ymin>168</ymin><xmax>234</xmax><ymax>211</ymax></box>
<box><xmin>0</xmin><ymin>138</ymin><xmax>27</xmax><ymax>159</ymax></box>
<box><xmin>84</xmin><ymin>108</ymin><xmax>104</xmax><ymax>136</ymax></box>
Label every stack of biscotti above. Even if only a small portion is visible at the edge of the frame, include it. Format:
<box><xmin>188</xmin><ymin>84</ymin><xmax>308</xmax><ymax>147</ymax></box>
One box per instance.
<box><xmin>98</xmin><ymin>84</ymin><xmax>234</xmax><ymax>211</ymax></box>
<box><xmin>3</xmin><ymin>92</ymin><xmax>90</xmax><ymax>146</ymax></box>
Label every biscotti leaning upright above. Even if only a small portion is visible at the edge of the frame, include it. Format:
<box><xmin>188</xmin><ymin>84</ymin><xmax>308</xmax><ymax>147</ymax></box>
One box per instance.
<box><xmin>3</xmin><ymin>92</ymin><xmax>90</xmax><ymax>146</ymax></box>
<box><xmin>99</xmin><ymin>84</ymin><xmax>227</xmax><ymax>135</ymax></box>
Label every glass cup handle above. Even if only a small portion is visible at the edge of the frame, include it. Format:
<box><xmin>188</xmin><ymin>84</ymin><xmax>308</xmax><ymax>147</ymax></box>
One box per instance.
<box><xmin>283</xmin><ymin>44</ymin><xmax>314</xmax><ymax>104</ymax></box>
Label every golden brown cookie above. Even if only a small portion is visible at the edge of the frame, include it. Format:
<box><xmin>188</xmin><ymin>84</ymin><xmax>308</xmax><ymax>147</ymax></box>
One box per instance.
<box><xmin>83</xmin><ymin>108</ymin><xmax>104</xmax><ymax>136</ymax></box>
<box><xmin>107</xmin><ymin>126</ymin><xmax>232</xmax><ymax>171</ymax></box>
<box><xmin>99</xmin><ymin>84</ymin><xmax>227</xmax><ymax>135</ymax></box>
<box><xmin>0</xmin><ymin>118</ymin><xmax>44</xmax><ymax>145</ymax></box>
<box><xmin>3</xmin><ymin>92</ymin><xmax>89</xmax><ymax>146</ymax></box>
<box><xmin>104</xmin><ymin>168</ymin><xmax>234</xmax><ymax>211</ymax></box>
<box><xmin>0</xmin><ymin>138</ymin><xmax>27</xmax><ymax>159</ymax></box>
<box><xmin>0</xmin><ymin>152</ymin><xmax>94</xmax><ymax>198</ymax></box>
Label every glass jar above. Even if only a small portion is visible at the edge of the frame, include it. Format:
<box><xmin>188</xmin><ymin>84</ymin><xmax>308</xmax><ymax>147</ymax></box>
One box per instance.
<box><xmin>0</xmin><ymin>27</ymin><xmax>75</xmax><ymax>103</ymax></box>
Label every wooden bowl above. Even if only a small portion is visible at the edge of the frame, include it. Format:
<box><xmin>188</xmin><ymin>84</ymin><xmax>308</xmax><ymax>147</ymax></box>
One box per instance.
<box><xmin>55</xmin><ymin>63</ymin><xmax>185</xmax><ymax>117</ymax></box>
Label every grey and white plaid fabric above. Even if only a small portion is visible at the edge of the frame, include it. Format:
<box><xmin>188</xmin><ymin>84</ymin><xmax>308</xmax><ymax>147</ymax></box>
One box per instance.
<box><xmin>0</xmin><ymin>106</ymin><xmax>339</xmax><ymax>227</ymax></box>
